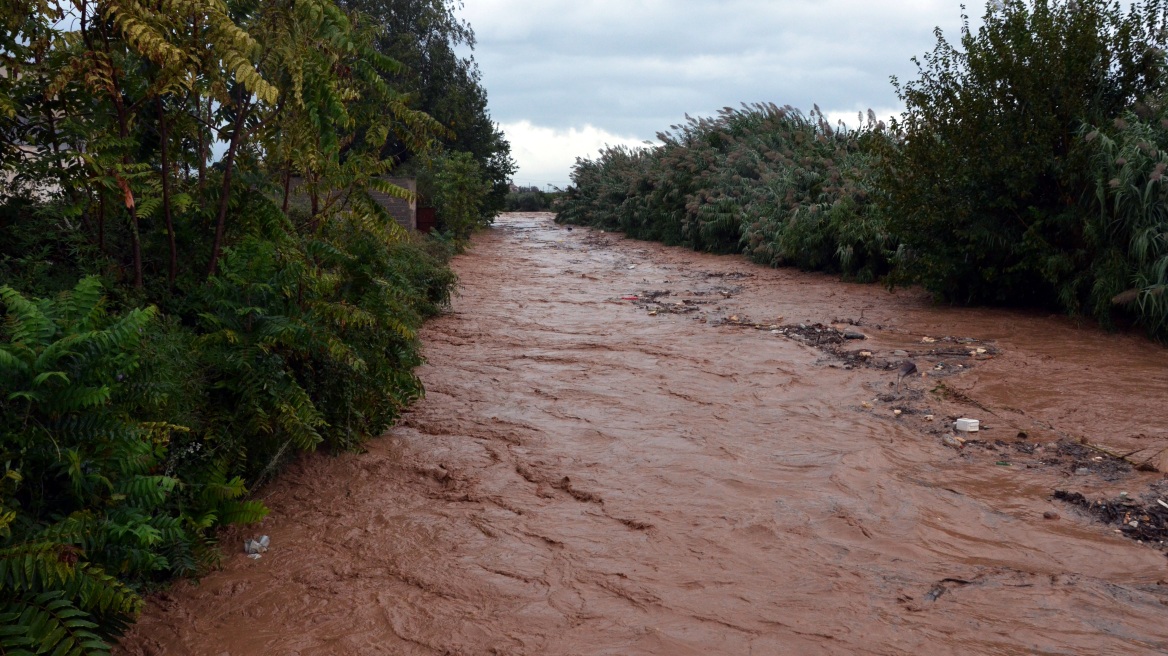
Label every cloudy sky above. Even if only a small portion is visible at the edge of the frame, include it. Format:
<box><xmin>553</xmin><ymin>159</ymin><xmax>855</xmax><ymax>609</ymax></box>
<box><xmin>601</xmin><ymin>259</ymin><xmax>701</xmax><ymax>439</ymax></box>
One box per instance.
<box><xmin>457</xmin><ymin>0</ymin><xmax>975</xmax><ymax>189</ymax></box>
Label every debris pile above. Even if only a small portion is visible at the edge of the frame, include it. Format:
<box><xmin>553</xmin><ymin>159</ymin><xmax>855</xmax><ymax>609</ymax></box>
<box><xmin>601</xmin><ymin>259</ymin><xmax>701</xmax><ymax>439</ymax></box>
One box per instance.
<box><xmin>1054</xmin><ymin>490</ymin><xmax>1168</xmax><ymax>547</ymax></box>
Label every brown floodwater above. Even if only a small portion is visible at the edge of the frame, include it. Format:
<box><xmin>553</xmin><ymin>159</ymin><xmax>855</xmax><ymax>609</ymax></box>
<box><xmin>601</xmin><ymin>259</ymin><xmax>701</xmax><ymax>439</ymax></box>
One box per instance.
<box><xmin>119</xmin><ymin>212</ymin><xmax>1168</xmax><ymax>655</ymax></box>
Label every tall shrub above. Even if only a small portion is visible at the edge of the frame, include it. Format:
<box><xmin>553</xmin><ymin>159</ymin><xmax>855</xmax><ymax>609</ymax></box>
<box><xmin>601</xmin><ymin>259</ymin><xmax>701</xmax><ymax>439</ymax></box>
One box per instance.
<box><xmin>1084</xmin><ymin>107</ymin><xmax>1168</xmax><ymax>337</ymax></box>
<box><xmin>558</xmin><ymin>104</ymin><xmax>894</xmax><ymax>280</ymax></box>
<box><xmin>881</xmin><ymin>0</ymin><xmax>1168</xmax><ymax>306</ymax></box>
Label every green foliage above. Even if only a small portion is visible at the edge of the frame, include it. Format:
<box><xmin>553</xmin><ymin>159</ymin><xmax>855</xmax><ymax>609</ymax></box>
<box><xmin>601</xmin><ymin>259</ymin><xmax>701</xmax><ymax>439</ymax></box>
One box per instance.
<box><xmin>880</xmin><ymin>0</ymin><xmax>1168</xmax><ymax>306</ymax></box>
<box><xmin>420</xmin><ymin>150</ymin><xmax>493</xmax><ymax>242</ymax></box>
<box><xmin>0</xmin><ymin>0</ymin><xmax>461</xmax><ymax>651</ymax></box>
<box><xmin>558</xmin><ymin>103</ymin><xmax>894</xmax><ymax>281</ymax></box>
<box><xmin>504</xmin><ymin>187</ymin><xmax>560</xmax><ymax>212</ymax></box>
<box><xmin>337</xmin><ymin>0</ymin><xmax>516</xmax><ymax>221</ymax></box>
<box><xmin>0</xmin><ymin>280</ymin><xmax>173</xmax><ymax>654</ymax></box>
<box><xmin>1083</xmin><ymin>108</ymin><xmax>1168</xmax><ymax>337</ymax></box>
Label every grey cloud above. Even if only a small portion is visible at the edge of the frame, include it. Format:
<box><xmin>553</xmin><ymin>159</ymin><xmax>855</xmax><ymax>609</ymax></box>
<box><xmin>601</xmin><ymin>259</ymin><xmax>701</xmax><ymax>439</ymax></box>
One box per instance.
<box><xmin>463</xmin><ymin>1</ymin><xmax>971</xmax><ymax>140</ymax></box>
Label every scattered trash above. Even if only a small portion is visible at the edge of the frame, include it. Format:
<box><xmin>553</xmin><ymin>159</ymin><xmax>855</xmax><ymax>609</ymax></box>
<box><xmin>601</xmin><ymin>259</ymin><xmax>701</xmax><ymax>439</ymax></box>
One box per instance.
<box><xmin>1056</xmin><ymin>489</ymin><xmax>1168</xmax><ymax>545</ymax></box>
<box><xmin>1075</xmin><ymin>467</ymin><xmax>1090</xmax><ymax>475</ymax></box>
<box><xmin>843</xmin><ymin>329</ymin><xmax>866</xmax><ymax>340</ymax></box>
<box><xmin>895</xmin><ymin>361</ymin><xmax>917</xmax><ymax>394</ymax></box>
<box><xmin>621</xmin><ymin>295</ymin><xmax>639</xmax><ymax>301</ymax></box>
<box><xmin>861</xmin><ymin>401</ymin><xmax>874</xmax><ymax>409</ymax></box>
<box><xmin>244</xmin><ymin>535</ymin><xmax>270</xmax><ymax>555</ymax></box>
<box><xmin>996</xmin><ymin>461</ymin><xmax>1011</xmax><ymax>466</ymax></box>
<box><xmin>1159</xmin><ymin>499</ymin><xmax>1168</xmax><ymax>510</ymax></box>
<box><xmin>975</xmin><ymin>348</ymin><xmax>987</xmax><ymax>354</ymax></box>
<box><xmin>893</xmin><ymin>409</ymin><xmax>903</xmax><ymax>416</ymax></box>
<box><xmin>922</xmin><ymin>337</ymin><xmax>936</xmax><ymax>343</ymax></box>
<box><xmin>627</xmin><ymin>265</ymin><xmax>637</xmax><ymax>269</ymax></box>
<box><xmin>859</xmin><ymin>351</ymin><xmax>873</xmax><ymax>358</ymax></box>
<box><xmin>925</xmin><ymin>414</ymin><xmax>935</xmax><ymax>421</ymax></box>
<box><xmin>954</xmin><ymin>418</ymin><xmax>980</xmax><ymax>433</ymax></box>
<box><xmin>942</xmin><ymin>434</ymin><xmax>965</xmax><ymax>450</ymax></box>
<box><xmin>1043</xmin><ymin>511</ymin><xmax>1060</xmax><ymax>520</ymax></box>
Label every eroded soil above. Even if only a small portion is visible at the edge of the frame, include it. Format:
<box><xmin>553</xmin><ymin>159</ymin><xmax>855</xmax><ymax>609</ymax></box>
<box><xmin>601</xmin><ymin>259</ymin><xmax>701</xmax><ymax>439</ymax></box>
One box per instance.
<box><xmin>120</xmin><ymin>213</ymin><xmax>1168</xmax><ymax>655</ymax></box>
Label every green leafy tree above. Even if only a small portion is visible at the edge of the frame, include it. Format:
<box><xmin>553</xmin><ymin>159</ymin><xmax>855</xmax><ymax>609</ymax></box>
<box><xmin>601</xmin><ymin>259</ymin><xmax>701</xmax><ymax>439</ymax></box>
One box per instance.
<box><xmin>338</xmin><ymin>0</ymin><xmax>516</xmax><ymax>218</ymax></box>
<box><xmin>421</xmin><ymin>149</ymin><xmax>491</xmax><ymax>241</ymax></box>
<box><xmin>880</xmin><ymin>0</ymin><xmax>1168</xmax><ymax>306</ymax></box>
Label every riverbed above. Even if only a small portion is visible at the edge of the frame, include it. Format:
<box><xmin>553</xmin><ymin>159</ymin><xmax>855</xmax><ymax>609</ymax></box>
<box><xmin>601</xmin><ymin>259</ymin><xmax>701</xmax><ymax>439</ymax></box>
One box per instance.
<box><xmin>119</xmin><ymin>212</ymin><xmax>1168</xmax><ymax>655</ymax></box>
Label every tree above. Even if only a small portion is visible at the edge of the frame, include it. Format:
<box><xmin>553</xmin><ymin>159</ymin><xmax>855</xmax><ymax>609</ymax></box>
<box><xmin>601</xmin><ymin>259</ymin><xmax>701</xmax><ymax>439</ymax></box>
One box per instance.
<box><xmin>339</xmin><ymin>0</ymin><xmax>515</xmax><ymax>219</ymax></box>
<box><xmin>880</xmin><ymin>0</ymin><xmax>1168</xmax><ymax>307</ymax></box>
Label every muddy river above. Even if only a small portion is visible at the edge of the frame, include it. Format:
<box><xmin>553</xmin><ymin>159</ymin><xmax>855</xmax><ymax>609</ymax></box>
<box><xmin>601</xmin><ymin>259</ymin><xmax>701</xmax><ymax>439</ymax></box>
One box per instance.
<box><xmin>119</xmin><ymin>212</ymin><xmax>1168</xmax><ymax>655</ymax></box>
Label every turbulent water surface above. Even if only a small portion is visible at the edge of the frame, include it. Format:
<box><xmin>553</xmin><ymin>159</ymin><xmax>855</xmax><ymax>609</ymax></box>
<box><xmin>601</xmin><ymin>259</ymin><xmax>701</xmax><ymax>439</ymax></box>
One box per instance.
<box><xmin>120</xmin><ymin>212</ymin><xmax>1168</xmax><ymax>655</ymax></box>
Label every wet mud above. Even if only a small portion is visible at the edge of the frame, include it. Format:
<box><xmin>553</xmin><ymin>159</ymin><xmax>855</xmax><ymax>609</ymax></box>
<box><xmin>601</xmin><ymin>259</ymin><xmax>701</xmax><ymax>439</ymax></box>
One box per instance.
<box><xmin>120</xmin><ymin>213</ymin><xmax>1168</xmax><ymax>655</ymax></box>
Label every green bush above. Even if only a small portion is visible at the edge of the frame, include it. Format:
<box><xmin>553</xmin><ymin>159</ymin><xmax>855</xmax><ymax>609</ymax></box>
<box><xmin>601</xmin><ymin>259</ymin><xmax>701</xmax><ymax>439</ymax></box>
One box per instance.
<box><xmin>1083</xmin><ymin>108</ymin><xmax>1168</xmax><ymax>336</ymax></box>
<box><xmin>504</xmin><ymin>188</ymin><xmax>560</xmax><ymax>211</ymax></box>
<box><xmin>0</xmin><ymin>279</ymin><xmax>265</xmax><ymax>655</ymax></box>
<box><xmin>421</xmin><ymin>150</ymin><xmax>493</xmax><ymax>242</ymax></box>
<box><xmin>880</xmin><ymin>0</ymin><xmax>1168</xmax><ymax>306</ymax></box>
<box><xmin>557</xmin><ymin>104</ymin><xmax>894</xmax><ymax>280</ymax></box>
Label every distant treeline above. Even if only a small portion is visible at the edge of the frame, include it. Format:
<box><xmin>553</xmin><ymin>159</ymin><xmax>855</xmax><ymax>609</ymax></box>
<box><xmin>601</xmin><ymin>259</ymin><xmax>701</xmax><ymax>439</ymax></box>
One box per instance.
<box><xmin>0</xmin><ymin>0</ymin><xmax>511</xmax><ymax>652</ymax></box>
<box><xmin>558</xmin><ymin>0</ymin><xmax>1168</xmax><ymax>341</ymax></box>
<box><xmin>505</xmin><ymin>186</ymin><xmax>563</xmax><ymax>212</ymax></box>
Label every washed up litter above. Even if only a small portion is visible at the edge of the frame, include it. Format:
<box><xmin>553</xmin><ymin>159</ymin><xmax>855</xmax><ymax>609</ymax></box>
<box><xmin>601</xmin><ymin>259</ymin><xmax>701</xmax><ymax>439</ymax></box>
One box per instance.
<box><xmin>954</xmin><ymin>418</ymin><xmax>980</xmax><ymax>433</ymax></box>
<box><xmin>942</xmin><ymin>434</ymin><xmax>966</xmax><ymax>450</ymax></box>
<box><xmin>621</xmin><ymin>296</ymin><xmax>639</xmax><ymax>301</ymax></box>
<box><xmin>244</xmin><ymin>535</ymin><xmax>270</xmax><ymax>556</ymax></box>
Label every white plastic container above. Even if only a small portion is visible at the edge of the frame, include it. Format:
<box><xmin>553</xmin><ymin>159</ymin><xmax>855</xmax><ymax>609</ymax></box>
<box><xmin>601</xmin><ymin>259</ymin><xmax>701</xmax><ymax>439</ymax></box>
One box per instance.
<box><xmin>954</xmin><ymin>418</ymin><xmax>980</xmax><ymax>433</ymax></box>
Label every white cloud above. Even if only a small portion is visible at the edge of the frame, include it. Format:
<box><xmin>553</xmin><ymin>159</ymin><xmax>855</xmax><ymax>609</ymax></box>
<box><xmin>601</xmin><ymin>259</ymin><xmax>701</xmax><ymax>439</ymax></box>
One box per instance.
<box><xmin>457</xmin><ymin>2</ymin><xmax>977</xmax><ymax>185</ymax></box>
<box><xmin>502</xmin><ymin>120</ymin><xmax>648</xmax><ymax>189</ymax></box>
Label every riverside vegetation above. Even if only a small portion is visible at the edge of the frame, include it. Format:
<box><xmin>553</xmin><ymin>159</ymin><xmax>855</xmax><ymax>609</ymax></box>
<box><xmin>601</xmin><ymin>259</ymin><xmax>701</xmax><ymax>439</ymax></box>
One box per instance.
<box><xmin>558</xmin><ymin>0</ymin><xmax>1168</xmax><ymax>340</ymax></box>
<box><xmin>0</xmin><ymin>0</ymin><xmax>512</xmax><ymax>653</ymax></box>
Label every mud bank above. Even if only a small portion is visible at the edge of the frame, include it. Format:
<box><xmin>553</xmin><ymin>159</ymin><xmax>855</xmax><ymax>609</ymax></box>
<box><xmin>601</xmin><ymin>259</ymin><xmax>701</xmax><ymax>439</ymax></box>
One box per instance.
<box><xmin>120</xmin><ymin>213</ymin><xmax>1168</xmax><ymax>655</ymax></box>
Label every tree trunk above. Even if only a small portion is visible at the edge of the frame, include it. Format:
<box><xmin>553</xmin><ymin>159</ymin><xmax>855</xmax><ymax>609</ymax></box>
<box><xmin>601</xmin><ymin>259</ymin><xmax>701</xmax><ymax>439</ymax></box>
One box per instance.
<box><xmin>282</xmin><ymin>159</ymin><xmax>292</xmax><ymax>213</ymax></box>
<box><xmin>206</xmin><ymin>97</ymin><xmax>249</xmax><ymax>277</ymax></box>
<box><xmin>114</xmin><ymin>105</ymin><xmax>143</xmax><ymax>289</ymax></box>
<box><xmin>98</xmin><ymin>188</ymin><xmax>105</xmax><ymax>253</ymax></box>
<box><xmin>158</xmin><ymin>98</ymin><xmax>177</xmax><ymax>287</ymax></box>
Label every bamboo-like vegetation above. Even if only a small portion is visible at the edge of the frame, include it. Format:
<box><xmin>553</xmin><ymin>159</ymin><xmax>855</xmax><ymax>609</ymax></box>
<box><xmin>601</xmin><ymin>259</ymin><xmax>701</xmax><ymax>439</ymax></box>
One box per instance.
<box><xmin>559</xmin><ymin>103</ymin><xmax>891</xmax><ymax>281</ymax></box>
<box><xmin>1</xmin><ymin>1</ymin><xmax>505</xmax><ymax>652</ymax></box>
<box><xmin>558</xmin><ymin>0</ymin><xmax>1168</xmax><ymax>338</ymax></box>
